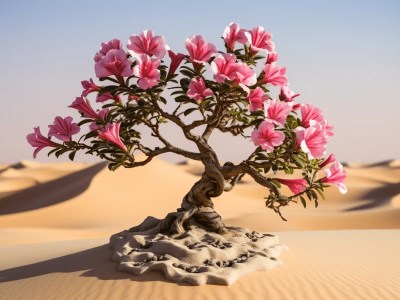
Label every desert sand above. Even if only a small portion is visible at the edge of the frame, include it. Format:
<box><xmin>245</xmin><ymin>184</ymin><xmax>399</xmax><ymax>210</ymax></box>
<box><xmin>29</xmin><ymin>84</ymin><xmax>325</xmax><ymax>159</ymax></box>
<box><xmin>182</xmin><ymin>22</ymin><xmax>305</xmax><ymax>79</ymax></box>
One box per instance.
<box><xmin>0</xmin><ymin>158</ymin><xmax>399</xmax><ymax>299</ymax></box>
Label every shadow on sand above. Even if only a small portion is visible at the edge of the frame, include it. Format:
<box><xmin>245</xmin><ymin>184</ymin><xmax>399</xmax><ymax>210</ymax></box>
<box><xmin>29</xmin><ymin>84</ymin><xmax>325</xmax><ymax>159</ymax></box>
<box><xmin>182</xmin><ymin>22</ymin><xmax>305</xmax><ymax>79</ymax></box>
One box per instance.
<box><xmin>344</xmin><ymin>182</ymin><xmax>400</xmax><ymax>212</ymax></box>
<box><xmin>0</xmin><ymin>162</ymin><xmax>107</xmax><ymax>215</ymax></box>
<box><xmin>0</xmin><ymin>244</ymin><xmax>175</xmax><ymax>285</ymax></box>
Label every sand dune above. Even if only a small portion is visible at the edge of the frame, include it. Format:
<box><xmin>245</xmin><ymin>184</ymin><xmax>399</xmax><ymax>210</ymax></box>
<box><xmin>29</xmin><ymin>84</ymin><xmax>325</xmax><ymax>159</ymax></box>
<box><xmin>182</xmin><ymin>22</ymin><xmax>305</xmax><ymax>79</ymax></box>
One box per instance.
<box><xmin>0</xmin><ymin>158</ymin><xmax>399</xmax><ymax>299</ymax></box>
<box><xmin>0</xmin><ymin>162</ymin><xmax>107</xmax><ymax>216</ymax></box>
<box><xmin>0</xmin><ymin>160</ymin><xmax>92</xmax><ymax>199</ymax></box>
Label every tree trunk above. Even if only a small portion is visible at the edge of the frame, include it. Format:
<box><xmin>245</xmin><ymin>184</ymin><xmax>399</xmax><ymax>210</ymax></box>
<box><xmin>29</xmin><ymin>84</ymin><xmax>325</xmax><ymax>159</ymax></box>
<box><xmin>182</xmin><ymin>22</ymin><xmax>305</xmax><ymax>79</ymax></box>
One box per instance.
<box><xmin>130</xmin><ymin>155</ymin><xmax>227</xmax><ymax>235</ymax></box>
<box><xmin>170</xmin><ymin>174</ymin><xmax>226</xmax><ymax>234</ymax></box>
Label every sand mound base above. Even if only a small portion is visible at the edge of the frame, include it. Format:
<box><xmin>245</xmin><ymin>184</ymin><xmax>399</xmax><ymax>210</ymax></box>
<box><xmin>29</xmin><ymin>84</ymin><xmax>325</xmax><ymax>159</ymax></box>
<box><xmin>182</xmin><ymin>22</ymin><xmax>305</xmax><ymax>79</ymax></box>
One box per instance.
<box><xmin>110</xmin><ymin>217</ymin><xmax>285</xmax><ymax>285</ymax></box>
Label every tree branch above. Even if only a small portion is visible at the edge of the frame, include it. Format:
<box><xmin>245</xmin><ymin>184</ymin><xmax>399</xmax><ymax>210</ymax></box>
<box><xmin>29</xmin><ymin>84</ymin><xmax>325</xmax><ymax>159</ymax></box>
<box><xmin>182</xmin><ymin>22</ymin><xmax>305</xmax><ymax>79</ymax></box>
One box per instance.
<box><xmin>124</xmin><ymin>147</ymin><xmax>170</xmax><ymax>168</ymax></box>
<box><xmin>127</xmin><ymin>112</ymin><xmax>202</xmax><ymax>161</ymax></box>
<box><xmin>243</xmin><ymin>165</ymin><xmax>280</xmax><ymax>195</ymax></box>
<box><xmin>201</xmin><ymin>102</ymin><xmax>226</xmax><ymax>141</ymax></box>
<box><xmin>219</xmin><ymin>162</ymin><xmax>280</xmax><ymax>196</ymax></box>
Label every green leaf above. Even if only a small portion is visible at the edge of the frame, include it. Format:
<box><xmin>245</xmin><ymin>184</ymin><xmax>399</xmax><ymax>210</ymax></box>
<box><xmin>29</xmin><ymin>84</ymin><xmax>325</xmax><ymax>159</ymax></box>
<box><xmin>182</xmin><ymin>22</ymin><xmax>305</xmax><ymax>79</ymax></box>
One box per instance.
<box><xmin>310</xmin><ymin>190</ymin><xmax>318</xmax><ymax>200</ymax></box>
<box><xmin>54</xmin><ymin>148</ymin><xmax>69</xmax><ymax>158</ymax></box>
<box><xmin>284</xmin><ymin>167</ymin><xmax>294</xmax><ymax>175</ymax></box>
<box><xmin>180</xmin><ymin>66</ymin><xmax>195</xmax><ymax>74</ymax></box>
<box><xmin>180</xmin><ymin>70</ymin><xmax>194</xmax><ymax>78</ymax></box>
<box><xmin>300</xmin><ymin>196</ymin><xmax>307</xmax><ymax>208</ymax></box>
<box><xmin>200</xmin><ymin>99</ymin><xmax>216</xmax><ymax>111</ymax></box>
<box><xmin>108</xmin><ymin>161</ymin><xmax>124</xmax><ymax>171</ymax></box>
<box><xmin>84</xmin><ymin>131</ymin><xmax>99</xmax><ymax>140</ymax></box>
<box><xmin>270</xmin><ymin>178</ymin><xmax>281</xmax><ymax>188</ymax></box>
<box><xmin>159</xmin><ymin>97</ymin><xmax>167</xmax><ymax>105</ymax></box>
<box><xmin>99</xmin><ymin>85</ymin><xmax>119</xmax><ymax>94</ymax></box>
<box><xmin>183</xmin><ymin>107</ymin><xmax>197</xmax><ymax>116</ymax></box>
<box><xmin>78</xmin><ymin>119</ymin><xmax>94</xmax><ymax>126</ymax></box>
<box><xmin>293</xmin><ymin>155</ymin><xmax>306</xmax><ymax>168</ymax></box>
<box><xmin>160</xmin><ymin>69</ymin><xmax>167</xmax><ymax>80</ymax></box>
<box><xmin>99</xmin><ymin>77</ymin><xmax>119</xmax><ymax>84</ymax></box>
<box><xmin>314</xmin><ymin>199</ymin><xmax>319</xmax><ymax>208</ymax></box>
<box><xmin>68</xmin><ymin>151</ymin><xmax>76</xmax><ymax>161</ymax></box>
<box><xmin>250</xmin><ymin>110</ymin><xmax>265</xmax><ymax>117</ymax></box>
<box><xmin>203</xmin><ymin>102</ymin><xmax>216</xmax><ymax>111</ymax></box>
<box><xmin>315</xmin><ymin>188</ymin><xmax>326</xmax><ymax>200</ymax></box>
<box><xmin>107</xmin><ymin>163</ymin><xmax>117</xmax><ymax>171</ymax></box>
<box><xmin>180</xmin><ymin>78</ymin><xmax>190</xmax><ymax>90</ymax></box>
<box><xmin>47</xmin><ymin>148</ymin><xmax>59</xmax><ymax>157</ymax></box>
<box><xmin>171</xmin><ymin>90</ymin><xmax>185</xmax><ymax>96</ymax></box>
<box><xmin>255</xmin><ymin>152</ymin><xmax>269</xmax><ymax>161</ymax></box>
<box><xmin>175</xmin><ymin>95</ymin><xmax>190</xmax><ymax>103</ymax></box>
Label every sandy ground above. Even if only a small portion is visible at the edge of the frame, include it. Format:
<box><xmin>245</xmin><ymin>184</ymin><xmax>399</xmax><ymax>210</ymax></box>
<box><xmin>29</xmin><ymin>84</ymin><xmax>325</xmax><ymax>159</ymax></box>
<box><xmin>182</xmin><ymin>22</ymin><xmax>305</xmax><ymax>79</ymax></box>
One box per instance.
<box><xmin>0</xmin><ymin>158</ymin><xmax>399</xmax><ymax>299</ymax></box>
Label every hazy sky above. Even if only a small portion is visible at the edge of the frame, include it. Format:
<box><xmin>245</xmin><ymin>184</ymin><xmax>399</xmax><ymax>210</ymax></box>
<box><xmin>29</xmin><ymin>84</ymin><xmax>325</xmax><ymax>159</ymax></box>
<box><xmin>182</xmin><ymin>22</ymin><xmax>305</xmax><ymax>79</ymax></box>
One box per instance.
<box><xmin>0</xmin><ymin>0</ymin><xmax>399</xmax><ymax>164</ymax></box>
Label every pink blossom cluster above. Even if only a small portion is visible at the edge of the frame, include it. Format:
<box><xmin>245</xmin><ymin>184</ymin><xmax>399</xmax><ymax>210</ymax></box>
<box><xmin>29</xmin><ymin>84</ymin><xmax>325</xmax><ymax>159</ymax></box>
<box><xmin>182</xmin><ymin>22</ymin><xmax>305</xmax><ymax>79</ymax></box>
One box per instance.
<box><xmin>295</xmin><ymin>104</ymin><xmax>334</xmax><ymax>160</ymax></box>
<box><xmin>249</xmin><ymin>89</ymin><xmax>346</xmax><ymax>194</ymax></box>
<box><xmin>88</xmin><ymin>24</ymin><xmax>293</xmax><ymax>105</ymax></box>
<box><xmin>27</xmin><ymin>23</ymin><xmax>346</xmax><ymax>195</ymax></box>
<box><xmin>92</xmin><ymin>30</ymin><xmax>170</xmax><ymax>90</ymax></box>
<box><xmin>222</xmin><ymin>23</ymin><xmax>274</xmax><ymax>54</ymax></box>
<box><xmin>249</xmin><ymin>50</ymin><xmax>297</xmax><ymax>154</ymax></box>
<box><xmin>246</xmin><ymin>44</ymin><xmax>332</xmax><ymax>161</ymax></box>
<box><xmin>26</xmin><ymin>117</ymin><xmax>80</xmax><ymax>158</ymax></box>
<box><xmin>274</xmin><ymin>154</ymin><xmax>347</xmax><ymax>195</ymax></box>
<box><xmin>210</xmin><ymin>53</ymin><xmax>256</xmax><ymax>87</ymax></box>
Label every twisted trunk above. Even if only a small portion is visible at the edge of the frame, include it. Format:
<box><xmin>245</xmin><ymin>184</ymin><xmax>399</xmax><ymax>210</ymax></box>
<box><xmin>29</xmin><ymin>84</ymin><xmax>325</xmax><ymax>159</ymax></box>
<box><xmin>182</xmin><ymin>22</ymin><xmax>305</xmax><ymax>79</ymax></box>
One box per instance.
<box><xmin>168</xmin><ymin>154</ymin><xmax>227</xmax><ymax>234</ymax></box>
<box><xmin>130</xmin><ymin>155</ymin><xmax>227</xmax><ymax>235</ymax></box>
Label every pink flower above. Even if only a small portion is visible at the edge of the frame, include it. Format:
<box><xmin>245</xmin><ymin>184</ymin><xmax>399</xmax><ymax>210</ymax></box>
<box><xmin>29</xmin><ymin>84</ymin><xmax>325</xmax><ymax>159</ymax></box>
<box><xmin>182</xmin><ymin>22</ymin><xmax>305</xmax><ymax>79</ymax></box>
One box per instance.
<box><xmin>211</xmin><ymin>53</ymin><xmax>238</xmax><ymax>82</ymax></box>
<box><xmin>322</xmin><ymin>120</ymin><xmax>334</xmax><ymax>138</ymax></box>
<box><xmin>233</xmin><ymin>62</ymin><xmax>257</xmax><ymax>86</ymax></box>
<box><xmin>244</xmin><ymin>26</ymin><xmax>275</xmax><ymax>54</ymax></box>
<box><xmin>69</xmin><ymin>97</ymin><xmax>100</xmax><ymax>120</ymax></box>
<box><xmin>251</xmin><ymin>121</ymin><xmax>285</xmax><ymax>152</ymax></box>
<box><xmin>187</xmin><ymin>77</ymin><xmax>213</xmax><ymax>102</ymax></box>
<box><xmin>211</xmin><ymin>54</ymin><xmax>256</xmax><ymax>87</ymax></box>
<box><xmin>248</xmin><ymin>87</ymin><xmax>268</xmax><ymax>112</ymax></box>
<box><xmin>98</xmin><ymin>123</ymin><xmax>128</xmax><ymax>152</ymax></box>
<box><xmin>262</xmin><ymin>63</ymin><xmax>287</xmax><ymax>86</ymax></box>
<box><xmin>95</xmin><ymin>49</ymin><xmax>133</xmax><ymax>78</ymax></box>
<box><xmin>292</xmin><ymin>103</ymin><xmax>301</xmax><ymax>110</ymax></box>
<box><xmin>133</xmin><ymin>54</ymin><xmax>161</xmax><ymax>90</ymax></box>
<box><xmin>266</xmin><ymin>52</ymin><xmax>278</xmax><ymax>64</ymax></box>
<box><xmin>319</xmin><ymin>153</ymin><xmax>336</xmax><ymax>168</ymax></box>
<box><xmin>48</xmin><ymin>116</ymin><xmax>80</xmax><ymax>142</ymax></box>
<box><xmin>94</xmin><ymin>39</ymin><xmax>122</xmax><ymax>62</ymax></box>
<box><xmin>320</xmin><ymin>162</ymin><xmax>347</xmax><ymax>194</ymax></box>
<box><xmin>26</xmin><ymin>127</ymin><xmax>59</xmax><ymax>158</ymax></box>
<box><xmin>127</xmin><ymin>30</ymin><xmax>168</xmax><ymax>59</ymax></box>
<box><xmin>264</xmin><ymin>99</ymin><xmax>292</xmax><ymax>126</ymax></box>
<box><xmin>301</xmin><ymin>103</ymin><xmax>325</xmax><ymax>128</ymax></box>
<box><xmin>89</xmin><ymin>109</ymin><xmax>109</xmax><ymax>131</ymax></box>
<box><xmin>223</xmin><ymin>22</ymin><xmax>247</xmax><ymax>52</ymax></box>
<box><xmin>295</xmin><ymin>121</ymin><xmax>328</xmax><ymax>159</ymax></box>
<box><xmin>280</xmin><ymin>85</ymin><xmax>300</xmax><ymax>102</ymax></box>
<box><xmin>185</xmin><ymin>35</ymin><xmax>217</xmax><ymax>65</ymax></box>
<box><xmin>167</xmin><ymin>50</ymin><xmax>185</xmax><ymax>76</ymax></box>
<box><xmin>276</xmin><ymin>178</ymin><xmax>308</xmax><ymax>194</ymax></box>
<box><xmin>81</xmin><ymin>78</ymin><xmax>100</xmax><ymax>96</ymax></box>
<box><xmin>96</xmin><ymin>92</ymin><xmax>121</xmax><ymax>103</ymax></box>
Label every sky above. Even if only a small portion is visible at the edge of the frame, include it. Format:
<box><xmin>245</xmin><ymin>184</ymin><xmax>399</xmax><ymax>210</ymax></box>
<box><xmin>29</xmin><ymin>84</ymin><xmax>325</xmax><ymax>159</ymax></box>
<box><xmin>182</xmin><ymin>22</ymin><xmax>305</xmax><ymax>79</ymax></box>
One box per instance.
<box><xmin>0</xmin><ymin>0</ymin><xmax>399</xmax><ymax>164</ymax></box>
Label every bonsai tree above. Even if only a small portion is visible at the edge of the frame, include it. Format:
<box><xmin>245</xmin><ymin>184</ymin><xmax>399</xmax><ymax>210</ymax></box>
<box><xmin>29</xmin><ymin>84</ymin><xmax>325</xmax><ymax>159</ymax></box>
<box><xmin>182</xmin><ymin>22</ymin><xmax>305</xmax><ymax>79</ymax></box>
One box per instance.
<box><xmin>27</xmin><ymin>23</ymin><xmax>347</xmax><ymax>236</ymax></box>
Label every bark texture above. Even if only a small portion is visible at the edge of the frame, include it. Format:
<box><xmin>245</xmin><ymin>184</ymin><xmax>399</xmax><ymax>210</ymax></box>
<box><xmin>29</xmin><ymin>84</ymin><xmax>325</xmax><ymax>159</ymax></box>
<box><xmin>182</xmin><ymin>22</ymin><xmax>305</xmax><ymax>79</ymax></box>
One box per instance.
<box><xmin>129</xmin><ymin>155</ymin><xmax>227</xmax><ymax>235</ymax></box>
